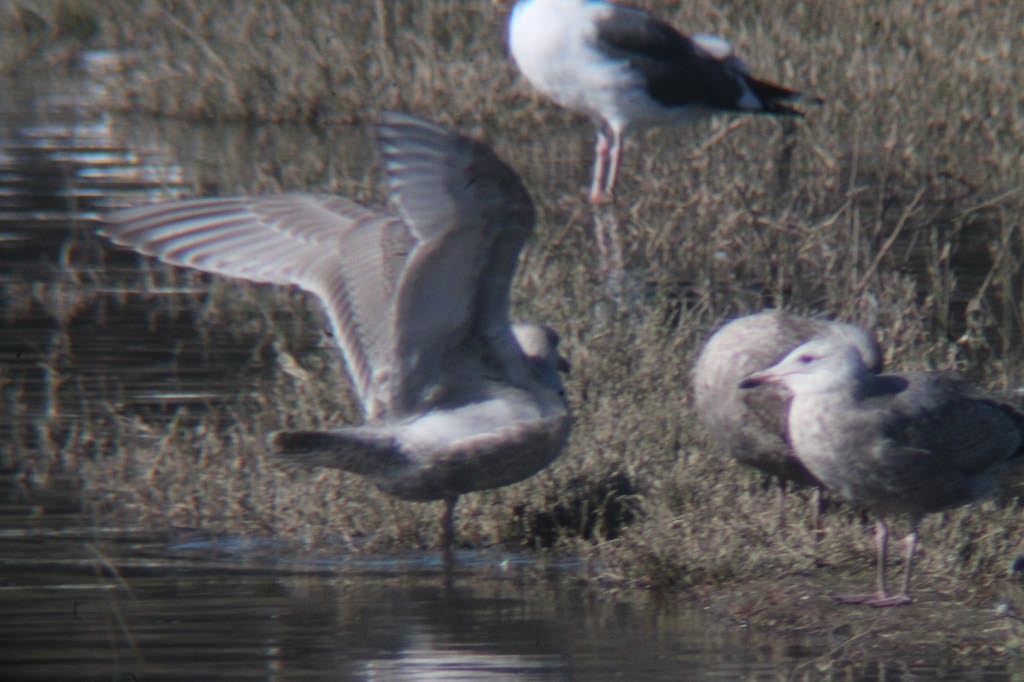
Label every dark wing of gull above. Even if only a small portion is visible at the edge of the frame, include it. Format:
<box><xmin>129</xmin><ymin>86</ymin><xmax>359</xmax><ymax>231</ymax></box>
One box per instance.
<box><xmin>826</xmin><ymin>371</ymin><xmax>1024</xmax><ymax>515</ymax></box>
<box><xmin>589</xmin><ymin>3</ymin><xmax>803</xmax><ymax>113</ymax></box>
<box><xmin>377</xmin><ymin>112</ymin><xmax>537</xmax><ymax>407</ymax></box>
<box><xmin>101</xmin><ymin>195</ymin><xmax>413</xmax><ymax>419</ymax></box>
<box><xmin>868</xmin><ymin>374</ymin><xmax>1024</xmax><ymax>477</ymax></box>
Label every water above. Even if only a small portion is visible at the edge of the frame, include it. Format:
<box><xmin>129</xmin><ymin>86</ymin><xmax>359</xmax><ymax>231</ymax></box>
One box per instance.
<box><xmin>1</xmin><ymin>473</ymin><xmax>1017</xmax><ymax>681</ymax></box>
<box><xmin>0</xmin><ymin>54</ymin><xmax>1018</xmax><ymax>681</ymax></box>
<box><xmin>0</xmin><ymin>480</ymin><xmax>803</xmax><ymax>682</ymax></box>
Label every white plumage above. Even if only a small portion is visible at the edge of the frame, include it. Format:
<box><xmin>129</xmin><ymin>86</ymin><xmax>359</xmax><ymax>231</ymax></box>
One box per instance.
<box><xmin>508</xmin><ymin>0</ymin><xmax>816</xmax><ymax>202</ymax></box>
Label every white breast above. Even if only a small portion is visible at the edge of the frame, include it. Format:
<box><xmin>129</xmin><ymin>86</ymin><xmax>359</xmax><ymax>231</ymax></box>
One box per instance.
<box><xmin>509</xmin><ymin>0</ymin><xmax>642</xmax><ymax>127</ymax></box>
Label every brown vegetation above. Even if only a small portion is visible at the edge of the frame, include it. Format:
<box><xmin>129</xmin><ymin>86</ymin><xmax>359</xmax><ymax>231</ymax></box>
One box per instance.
<box><xmin>3</xmin><ymin>0</ymin><xmax>1024</xmax><ymax>655</ymax></box>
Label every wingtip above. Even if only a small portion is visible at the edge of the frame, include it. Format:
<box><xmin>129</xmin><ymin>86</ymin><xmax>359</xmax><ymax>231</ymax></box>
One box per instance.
<box><xmin>270</xmin><ymin>430</ymin><xmax>328</xmax><ymax>455</ymax></box>
<box><xmin>755</xmin><ymin>93</ymin><xmax>824</xmax><ymax>118</ymax></box>
<box><xmin>376</xmin><ymin>111</ymin><xmax>453</xmax><ymax>147</ymax></box>
<box><xmin>98</xmin><ymin>206</ymin><xmax>147</xmax><ymax>241</ymax></box>
<box><xmin>789</xmin><ymin>92</ymin><xmax>825</xmax><ymax>110</ymax></box>
<box><xmin>375</xmin><ymin>111</ymin><xmax>464</xmax><ymax>178</ymax></box>
<box><xmin>746</xmin><ymin>76</ymin><xmax>823</xmax><ymax>116</ymax></box>
<box><xmin>377</xmin><ymin>110</ymin><xmax>421</xmax><ymax>137</ymax></box>
<box><xmin>94</xmin><ymin>204</ymin><xmax>149</xmax><ymax>245</ymax></box>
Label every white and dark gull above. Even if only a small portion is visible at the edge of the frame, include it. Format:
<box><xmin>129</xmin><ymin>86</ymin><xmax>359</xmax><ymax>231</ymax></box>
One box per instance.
<box><xmin>692</xmin><ymin>311</ymin><xmax>882</xmax><ymax>524</ymax></box>
<box><xmin>99</xmin><ymin>112</ymin><xmax>572</xmax><ymax>559</ymax></box>
<box><xmin>507</xmin><ymin>0</ymin><xmax>819</xmax><ymax>203</ymax></box>
<box><xmin>741</xmin><ymin>335</ymin><xmax>1024</xmax><ymax>606</ymax></box>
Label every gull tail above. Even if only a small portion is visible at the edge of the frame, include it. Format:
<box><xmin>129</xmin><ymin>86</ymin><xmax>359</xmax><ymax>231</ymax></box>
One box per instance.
<box><xmin>271</xmin><ymin>428</ymin><xmax>406</xmax><ymax>476</ymax></box>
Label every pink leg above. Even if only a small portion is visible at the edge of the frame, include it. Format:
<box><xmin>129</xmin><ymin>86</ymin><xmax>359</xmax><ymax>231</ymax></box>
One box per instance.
<box><xmin>900</xmin><ymin>523</ymin><xmax>919</xmax><ymax>596</ymax></box>
<box><xmin>588</xmin><ymin>131</ymin><xmax>610</xmax><ymax>204</ymax></box>
<box><xmin>873</xmin><ymin>518</ymin><xmax>890</xmax><ymax>597</ymax></box>
<box><xmin>869</xmin><ymin>522</ymin><xmax>917</xmax><ymax>607</ymax></box>
<box><xmin>835</xmin><ymin>517</ymin><xmax>913</xmax><ymax>607</ymax></box>
<box><xmin>835</xmin><ymin>516</ymin><xmax>917</xmax><ymax>606</ymax></box>
<box><xmin>601</xmin><ymin>129</ymin><xmax>624</xmax><ymax>202</ymax></box>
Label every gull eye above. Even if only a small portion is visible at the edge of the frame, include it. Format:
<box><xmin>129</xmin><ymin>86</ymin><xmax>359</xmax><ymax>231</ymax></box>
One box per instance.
<box><xmin>797</xmin><ymin>354</ymin><xmax>815</xmax><ymax>364</ymax></box>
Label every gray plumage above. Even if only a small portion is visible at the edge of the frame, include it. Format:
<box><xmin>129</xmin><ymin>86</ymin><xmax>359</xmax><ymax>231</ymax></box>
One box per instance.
<box><xmin>692</xmin><ymin>311</ymin><xmax>882</xmax><ymax>488</ymax></box>
<box><xmin>100</xmin><ymin>112</ymin><xmax>571</xmax><ymax>554</ymax></box>
<box><xmin>741</xmin><ymin>334</ymin><xmax>1024</xmax><ymax>606</ymax></box>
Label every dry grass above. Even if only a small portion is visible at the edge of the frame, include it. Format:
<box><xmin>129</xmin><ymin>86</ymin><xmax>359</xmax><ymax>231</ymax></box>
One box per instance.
<box><xmin>4</xmin><ymin>0</ymin><xmax>1024</xmax><ymax>634</ymax></box>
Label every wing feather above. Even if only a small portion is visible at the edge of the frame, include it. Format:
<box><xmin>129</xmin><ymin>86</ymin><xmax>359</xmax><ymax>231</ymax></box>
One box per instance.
<box><xmin>101</xmin><ymin>195</ymin><xmax>406</xmax><ymax>414</ymax></box>
<box><xmin>590</xmin><ymin>4</ymin><xmax>802</xmax><ymax>112</ymax></box>
<box><xmin>376</xmin><ymin>112</ymin><xmax>536</xmax><ymax>411</ymax></box>
<box><xmin>882</xmin><ymin>377</ymin><xmax>1024</xmax><ymax>476</ymax></box>
<box><xmin>102</xmin><ymin>113</ymin><xmax>540</xmax><ymax>421</ymax></box>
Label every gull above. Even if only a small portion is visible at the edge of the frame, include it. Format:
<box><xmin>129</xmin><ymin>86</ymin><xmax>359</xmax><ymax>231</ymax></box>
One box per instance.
<box><xmin>507</xmin><ymin>0</ymin><xmax>818</xmax><ymax>203</ymax></box>
<box><xmin>100</xmin><ymin>112</ymin><xmax>572</xmax><ymax>559</ymax></box>
<box><xmin>740</xmin><ymin>335</ymin><xmax>1024</xmax><ymax>606</ymax></box>
<box><xmin>692</xmin><ymin>311</ymin><xmax>882</xmax><ymax>524</ymax></box>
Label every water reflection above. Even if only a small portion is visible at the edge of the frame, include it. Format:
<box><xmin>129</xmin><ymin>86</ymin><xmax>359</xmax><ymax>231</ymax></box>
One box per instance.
<box><xmin>3</xmin><ymin>485</ymin><xmax>1011</xmax><ymax>682</ymax></box>
<box><xmin>593</xmin><ymin>206</ymin><xmax>625</xmax><ymax>291</ymax></box>
<box><xmin>0</xmin><ymin>472</ymin><xmax>806</xmax><ymax>682</ymax></box>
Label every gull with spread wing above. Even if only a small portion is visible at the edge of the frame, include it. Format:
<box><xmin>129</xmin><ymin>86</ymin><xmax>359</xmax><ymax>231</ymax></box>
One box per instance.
<box><xmin>100</xmin><ymin>112</ymin><xmax>572</xmax><ymax>559</ymax></box>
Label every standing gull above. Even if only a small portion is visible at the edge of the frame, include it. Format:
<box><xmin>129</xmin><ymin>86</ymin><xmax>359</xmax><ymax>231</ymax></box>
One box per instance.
<box><xmin>741</xmin><ymin>335</ymin><xmax>1024</xmax><ymax>606</ymax></box>
<box><xmin>692</xmin><ymin>311</ymin><xmax>882</xmax><ymax>521</ymax></box>
<box><xmin>100</xmin><ymin>112</ymin><xmax>572</xmax><ymax>559</ymax></box>
<box><xmin>507</xmin><ymin>0</ymin><xmax>818</xmax><ymax>203</ymax></box>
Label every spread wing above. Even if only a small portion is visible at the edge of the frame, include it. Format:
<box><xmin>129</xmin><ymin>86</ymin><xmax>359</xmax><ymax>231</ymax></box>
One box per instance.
<box><xmin>100</xmin><ymin>194</ymin><xmax>415</xmax><ymax>419</ymax></box>
<box><xmin>100</xmin><ymin>113</ymin><xmax>538</xmax><ymax>422</ymax></box>
<box><xmin>377</xmin><ymin>112</ymin><xmax>537</xmax><ymax>410</ymax></box>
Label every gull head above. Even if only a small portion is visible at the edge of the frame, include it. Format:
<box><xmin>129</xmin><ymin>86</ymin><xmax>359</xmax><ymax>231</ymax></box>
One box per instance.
<box><xmin>826</xmin><ymin>321</ymin><xmax>884</xmax><ymax>373</ymax></box>
<box><xmin>738</xmin><ymin>335</ymin><xmax>870</xmax><ymax>395</ymax></box>
<box><xmin>513</xmin><ymin>322</ymin><xmax>571</xmax><ymax>378</ymax></box>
